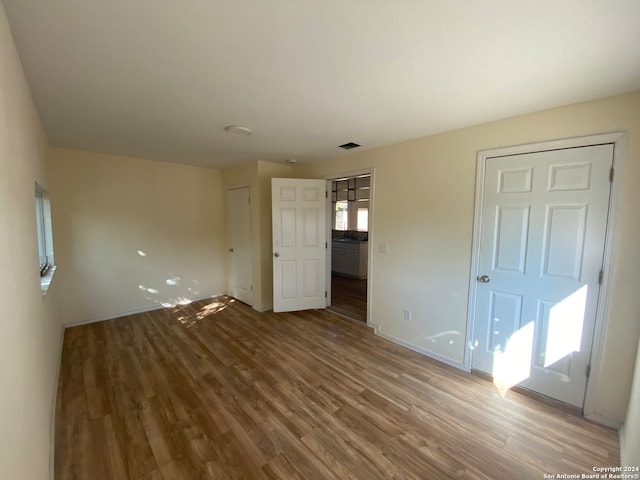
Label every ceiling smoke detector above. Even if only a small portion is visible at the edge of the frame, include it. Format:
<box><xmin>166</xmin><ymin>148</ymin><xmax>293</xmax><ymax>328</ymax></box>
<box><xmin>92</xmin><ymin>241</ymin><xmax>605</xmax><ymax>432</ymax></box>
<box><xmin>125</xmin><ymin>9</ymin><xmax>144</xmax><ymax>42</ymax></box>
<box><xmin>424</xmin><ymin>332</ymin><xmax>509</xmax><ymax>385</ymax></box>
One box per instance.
<box><xmin>224</xmin><ymin>125</ymin><xmax>252</xmax><ymax>136</ymax></box>
<box><xmin>286</xmin><ymin>158</ymin><xmax>297</xmax><ymax>164</ymax></box>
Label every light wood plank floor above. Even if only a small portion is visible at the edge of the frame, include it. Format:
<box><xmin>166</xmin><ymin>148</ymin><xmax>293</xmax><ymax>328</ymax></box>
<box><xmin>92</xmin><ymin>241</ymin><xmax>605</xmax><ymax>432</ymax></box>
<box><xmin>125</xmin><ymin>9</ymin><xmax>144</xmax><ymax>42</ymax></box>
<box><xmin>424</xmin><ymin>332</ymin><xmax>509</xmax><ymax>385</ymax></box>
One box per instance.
<box><xmin>55</xmin><ymin>296</ymin><xmax>619</xmax><ymax>479</ymax></box>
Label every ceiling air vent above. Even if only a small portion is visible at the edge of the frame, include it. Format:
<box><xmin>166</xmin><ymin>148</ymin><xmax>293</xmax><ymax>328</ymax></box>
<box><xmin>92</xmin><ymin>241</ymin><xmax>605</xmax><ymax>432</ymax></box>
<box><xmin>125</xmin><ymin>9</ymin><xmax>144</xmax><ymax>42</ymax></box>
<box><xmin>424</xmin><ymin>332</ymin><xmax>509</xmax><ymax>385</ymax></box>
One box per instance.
<box><xmin>338</xmin><ymin>142</ymin><xmax>361</xmax><ymax>150</ymax></box>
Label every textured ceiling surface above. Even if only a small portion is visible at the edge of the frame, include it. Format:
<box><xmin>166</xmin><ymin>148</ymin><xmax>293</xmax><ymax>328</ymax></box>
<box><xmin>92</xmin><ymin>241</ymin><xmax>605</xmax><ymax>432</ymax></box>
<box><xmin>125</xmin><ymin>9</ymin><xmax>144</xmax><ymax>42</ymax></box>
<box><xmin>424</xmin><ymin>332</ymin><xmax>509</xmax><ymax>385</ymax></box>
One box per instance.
<box><xmin>4</xmin><ymin>0</ymin><xmax>640</xmax><ymax>168</ymax></box>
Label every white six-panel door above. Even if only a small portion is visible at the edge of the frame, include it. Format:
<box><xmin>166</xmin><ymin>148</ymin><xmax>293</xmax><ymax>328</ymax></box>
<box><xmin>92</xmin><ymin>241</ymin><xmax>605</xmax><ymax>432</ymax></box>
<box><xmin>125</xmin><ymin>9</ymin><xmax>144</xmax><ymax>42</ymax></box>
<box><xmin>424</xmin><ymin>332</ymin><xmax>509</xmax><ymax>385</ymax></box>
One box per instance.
<box><xmin>272</xmin><ymin>178</ymin><xmax>327</xmax><ymax>313</ymax></box>
<box><xmin>471</xmin><ymin>145</ymin><xmax>613</xmax><ymax>407</ymax></box>
<box><xmin>227</xmin><ymin>187</ymin><xmax>252</xmax><ymax>306</ymax></box>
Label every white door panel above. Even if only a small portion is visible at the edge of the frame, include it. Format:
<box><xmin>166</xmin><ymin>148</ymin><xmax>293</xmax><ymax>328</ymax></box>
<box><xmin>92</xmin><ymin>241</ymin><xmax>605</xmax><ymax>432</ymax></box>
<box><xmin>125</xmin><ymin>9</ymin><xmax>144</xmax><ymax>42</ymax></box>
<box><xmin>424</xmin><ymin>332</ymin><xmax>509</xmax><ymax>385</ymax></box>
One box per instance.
<box><xmin>272</xmin><ymin>178</ymin><xmax>326</xmax><ymax>312</ymax></box>
<box><xmin>471</xmin><ymin>145</ymin><xmax>613</xmax><ymax>407</ymax></box>
<box><xmin>227</xmin><ymin>187</ymin><xmax>252</xmax><ymax>306</ymax></box>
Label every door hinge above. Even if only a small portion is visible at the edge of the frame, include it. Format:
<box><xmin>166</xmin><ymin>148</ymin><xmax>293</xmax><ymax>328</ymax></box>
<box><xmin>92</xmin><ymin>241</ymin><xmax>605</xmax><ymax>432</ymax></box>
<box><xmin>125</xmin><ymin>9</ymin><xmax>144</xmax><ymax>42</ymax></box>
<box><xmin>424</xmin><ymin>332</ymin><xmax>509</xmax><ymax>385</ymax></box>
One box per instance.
<box><xmin>325</xmin><ymin>291</ymin><xmax>327</xmax><ymax>298</ymax></box>
<box><xmin>325</xmin><ymin>191</ymin><xmax>328</xmax><ymax>199</ymax></box>
<box><xmin>609</xmin><ymin>167</ymin><xmax>614</xmax><ymax>183</ymax></box>
<box><xmin>250</xmin><ymin>285</ymin><xmax>253</xmax><ymax>291</ymax></box>
<box><xmin>586</xmin><ymin>364</ymin><xmax>591</xmax><ymax>379</ymax></box>
<box><xmin>325</xmin><ymin>241</ymin><xmax>328</xmax><ymax>249</ymax></box>
<box><xmin>598</xmin><ymin>269</ymin><xmax>604</xmax><ymax>285</ymax></box>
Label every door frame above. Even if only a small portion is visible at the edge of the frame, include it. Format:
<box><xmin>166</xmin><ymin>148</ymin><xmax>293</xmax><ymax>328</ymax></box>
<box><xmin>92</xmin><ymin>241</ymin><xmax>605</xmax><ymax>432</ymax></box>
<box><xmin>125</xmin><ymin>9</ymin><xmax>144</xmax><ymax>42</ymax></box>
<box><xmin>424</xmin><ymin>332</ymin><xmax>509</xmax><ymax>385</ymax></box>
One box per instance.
<box><xmin>227</xmin><ymin>184</ymin><xmax>253</xmax><ymax>307</ymax></box>
<box><xmin>465</xmin><ymin>132</ymin><xmax>627</xmax><ymax>423</ymax></box>
<box><xmin>324</xmin><ymin>168</ymin><xmax>376</xmax><ymax>326</ymax></box>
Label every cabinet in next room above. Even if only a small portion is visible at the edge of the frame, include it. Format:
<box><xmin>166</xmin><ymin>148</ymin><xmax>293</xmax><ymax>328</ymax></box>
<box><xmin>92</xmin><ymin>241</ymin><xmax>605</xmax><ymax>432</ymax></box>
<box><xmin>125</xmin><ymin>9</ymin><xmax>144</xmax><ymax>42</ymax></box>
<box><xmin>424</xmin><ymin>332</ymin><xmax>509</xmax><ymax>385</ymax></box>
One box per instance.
<box><xmin>331</xmin><ymin>240</ymin><xmax>367</xmax><ymax>279</ymax></box>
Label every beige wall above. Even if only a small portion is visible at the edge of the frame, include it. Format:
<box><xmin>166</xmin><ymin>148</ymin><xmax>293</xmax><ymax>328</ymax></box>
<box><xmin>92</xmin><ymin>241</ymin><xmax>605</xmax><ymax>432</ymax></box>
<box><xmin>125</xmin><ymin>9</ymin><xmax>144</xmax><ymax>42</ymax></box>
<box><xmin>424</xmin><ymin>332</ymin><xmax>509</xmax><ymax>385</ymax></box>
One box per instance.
<box><xmin>622</xmin><ymin>337</ymin><xmax>640</xmax><ymax>466</ymax></box>
<box><xmin>0</xmin><ymin>2</ymin><xmax>64</xmax><ymax>479</ymax></box>
<box><xmin>222</xmin><ymin>160</ymin><xmax>294</xmax><ymax>311</ymax></box>
<box><xmin>297</xmin><ymin>91</ymin><xmax>640</xmax><ymax>425</ymax></box>
<box><xmin>49</xmin><ymin>148</ymin><xmax>226</xmax><ymax>325</ymax></box>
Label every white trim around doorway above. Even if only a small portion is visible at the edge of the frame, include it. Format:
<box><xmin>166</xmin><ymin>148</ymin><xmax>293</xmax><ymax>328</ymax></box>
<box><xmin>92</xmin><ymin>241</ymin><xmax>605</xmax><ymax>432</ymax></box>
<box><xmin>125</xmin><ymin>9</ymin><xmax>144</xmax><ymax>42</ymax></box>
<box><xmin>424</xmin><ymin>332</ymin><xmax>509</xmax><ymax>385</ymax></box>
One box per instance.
<box><xmin>324</xmin><ymin>168</ymin><xmax>376</xmax><ymax>330</ymax></box>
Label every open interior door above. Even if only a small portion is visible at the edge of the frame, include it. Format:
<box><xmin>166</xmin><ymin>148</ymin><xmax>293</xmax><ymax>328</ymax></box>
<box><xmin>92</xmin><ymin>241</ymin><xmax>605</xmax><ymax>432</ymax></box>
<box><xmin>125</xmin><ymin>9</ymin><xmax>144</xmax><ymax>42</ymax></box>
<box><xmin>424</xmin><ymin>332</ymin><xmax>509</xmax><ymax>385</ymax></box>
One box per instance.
<box><xmin>272</xmin><ymin>178</ymin><xmax>327</xmax><ymax>313</ymax></box>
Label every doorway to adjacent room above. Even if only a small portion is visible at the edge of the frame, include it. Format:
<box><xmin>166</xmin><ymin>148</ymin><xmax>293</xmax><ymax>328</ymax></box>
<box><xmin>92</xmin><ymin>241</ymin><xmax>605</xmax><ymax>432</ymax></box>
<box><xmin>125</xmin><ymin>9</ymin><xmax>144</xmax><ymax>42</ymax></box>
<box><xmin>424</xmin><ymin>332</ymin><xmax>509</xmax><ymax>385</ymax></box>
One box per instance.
<box><xmin>328</xmin><ymin>173</ymin><xmax>371</xmax><ymax>322</ymax></box>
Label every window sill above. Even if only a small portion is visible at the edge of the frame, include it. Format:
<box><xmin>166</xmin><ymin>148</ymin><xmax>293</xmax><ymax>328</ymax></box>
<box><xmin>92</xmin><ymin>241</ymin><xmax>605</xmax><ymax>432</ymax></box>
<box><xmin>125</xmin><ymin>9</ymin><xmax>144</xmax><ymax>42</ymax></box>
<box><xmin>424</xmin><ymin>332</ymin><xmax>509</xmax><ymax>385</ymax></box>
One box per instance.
<box><xmin>41</xmin><ymin>266</ymin><xmax>56</xmax><ymax>296</ymax></box>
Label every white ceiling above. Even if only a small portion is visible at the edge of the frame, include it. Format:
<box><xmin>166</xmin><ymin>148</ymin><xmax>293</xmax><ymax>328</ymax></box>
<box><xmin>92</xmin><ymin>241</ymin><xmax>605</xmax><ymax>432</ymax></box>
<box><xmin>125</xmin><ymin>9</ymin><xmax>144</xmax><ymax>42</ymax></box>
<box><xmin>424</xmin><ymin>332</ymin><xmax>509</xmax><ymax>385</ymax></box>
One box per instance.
<box><xmin>4</xmin><ymin>0</ymin><xmax>640</xmax><ymax>169</ymax></box>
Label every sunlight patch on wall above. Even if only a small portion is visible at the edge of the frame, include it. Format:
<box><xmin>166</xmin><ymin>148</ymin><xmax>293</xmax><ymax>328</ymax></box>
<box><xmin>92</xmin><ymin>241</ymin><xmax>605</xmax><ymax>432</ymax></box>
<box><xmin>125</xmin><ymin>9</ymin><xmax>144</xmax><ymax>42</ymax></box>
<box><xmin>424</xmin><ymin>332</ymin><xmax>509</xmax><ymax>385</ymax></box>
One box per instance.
<box><xmin>138</xmin><ymin>285</ymin><xmax>159</xmax><ymax>294</ymax></box>
<box><xmin>423</xmin><ymin>330</ymin><xmax>462</xmax><ymax>345</ymax></box>
<box><xmin>544</xmin><ymin>285</ymin><xmax>587</xmax><ymax>367</ymax></box>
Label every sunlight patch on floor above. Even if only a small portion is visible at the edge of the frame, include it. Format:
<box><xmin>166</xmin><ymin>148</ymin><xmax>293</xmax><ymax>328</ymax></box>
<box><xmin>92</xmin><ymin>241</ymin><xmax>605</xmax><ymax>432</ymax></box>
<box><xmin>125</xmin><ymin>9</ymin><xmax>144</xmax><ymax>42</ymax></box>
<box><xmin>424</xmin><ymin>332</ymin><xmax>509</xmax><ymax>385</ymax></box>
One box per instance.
<box><xmin>492</xmin><ymin>321</ymin><xmax>534</xmax><ymax>397</ymax></box>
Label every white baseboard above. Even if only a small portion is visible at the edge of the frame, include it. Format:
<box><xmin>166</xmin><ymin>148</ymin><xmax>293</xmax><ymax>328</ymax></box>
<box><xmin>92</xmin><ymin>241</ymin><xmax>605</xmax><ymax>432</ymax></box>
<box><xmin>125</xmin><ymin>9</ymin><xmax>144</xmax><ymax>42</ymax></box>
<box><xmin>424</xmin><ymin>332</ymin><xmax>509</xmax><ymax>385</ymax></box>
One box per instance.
<box><xmin>368</xmin><ymin>320</ymin><xmax>381</xmax><ymax>333</ymax></box>
<box><xmin>584</xmin><ymin>412</ymin><xmax>621</xmax><ymax>430</ymax></box>
<box><xmin>254</xmin><ymin>303</ymin><xmax>273</xmax><ymax>313</ymax></box>
<box><xmin>63</xmin><ymin>293</ymin><xmax>225</xmax><ymax>328</ymax></box>
<box><xmin>375</xmin><ymin>331</ymin><xmax>469</xmax><ymax>372</ymax></box>
<box><xmin>619</xmin><ymin>423</ymin><xmax>627</xmax><ymax>467</ymax></box>
<box><xmin>49</xmin><ymin>325</ymin><xmax>65</xmax><ymax>479</ymax></box>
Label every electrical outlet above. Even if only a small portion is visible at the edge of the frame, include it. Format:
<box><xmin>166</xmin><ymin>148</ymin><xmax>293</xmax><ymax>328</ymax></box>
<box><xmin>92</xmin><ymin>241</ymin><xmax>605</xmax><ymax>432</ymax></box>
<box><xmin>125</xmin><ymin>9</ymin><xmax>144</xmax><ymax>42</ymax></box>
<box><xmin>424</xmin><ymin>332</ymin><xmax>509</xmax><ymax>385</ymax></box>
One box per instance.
<box><xmin>403</xmin><ymin>308</ymin><xmax>412</xmax><ymax>321</ymax></box>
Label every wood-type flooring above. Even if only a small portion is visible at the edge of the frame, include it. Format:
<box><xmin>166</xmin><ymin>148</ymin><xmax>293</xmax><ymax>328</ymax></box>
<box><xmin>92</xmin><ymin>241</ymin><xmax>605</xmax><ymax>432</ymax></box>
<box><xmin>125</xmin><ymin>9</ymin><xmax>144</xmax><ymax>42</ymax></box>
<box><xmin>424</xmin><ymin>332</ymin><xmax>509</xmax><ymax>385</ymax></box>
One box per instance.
<box><xmin>55</xmin><ymin>296</ymin><xmax>619</xmax><ymax>479</ymax></box>
<box><xmin>330</xmin><ymin>274</ymin><xmax>367</xmax><ymax>322</ymax></box>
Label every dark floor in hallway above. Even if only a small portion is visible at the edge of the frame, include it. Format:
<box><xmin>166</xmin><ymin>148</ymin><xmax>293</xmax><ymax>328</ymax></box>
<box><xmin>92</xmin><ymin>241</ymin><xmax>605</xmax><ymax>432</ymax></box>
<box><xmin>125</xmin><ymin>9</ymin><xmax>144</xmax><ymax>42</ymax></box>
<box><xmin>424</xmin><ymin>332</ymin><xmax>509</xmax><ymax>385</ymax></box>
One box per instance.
<box><xmin>330</xmin><ymin>274</ymin><xmax>367</xmax><ymax>322</ymax></box>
